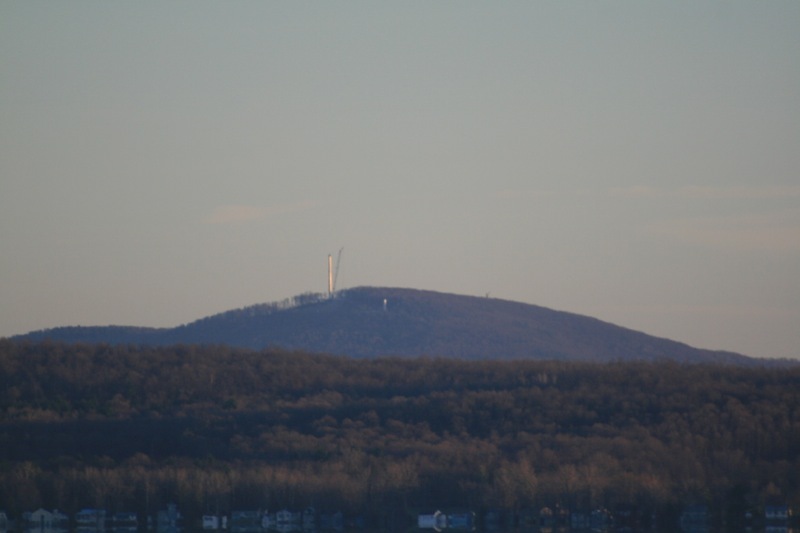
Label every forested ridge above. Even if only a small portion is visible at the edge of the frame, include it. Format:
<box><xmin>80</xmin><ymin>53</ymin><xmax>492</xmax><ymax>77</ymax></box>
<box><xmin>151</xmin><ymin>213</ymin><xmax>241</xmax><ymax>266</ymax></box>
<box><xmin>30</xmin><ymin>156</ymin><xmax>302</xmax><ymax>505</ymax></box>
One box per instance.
<box><xmin>1</xmin><ymin>340</ymin><xmax>798</xmax><ymax>528</ymax></box>
<box><xmin>15</xmin><ymin>287</ymin><xmax>760</xmax><ymax>364</ymax></box>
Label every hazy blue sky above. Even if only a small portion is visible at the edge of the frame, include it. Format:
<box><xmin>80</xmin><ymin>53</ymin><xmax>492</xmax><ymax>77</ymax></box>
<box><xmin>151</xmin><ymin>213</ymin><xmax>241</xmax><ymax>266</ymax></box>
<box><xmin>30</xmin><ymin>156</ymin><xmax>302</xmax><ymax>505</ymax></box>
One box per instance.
<box><xmin>2</xmin><ymin>2</ymin><xmax>799</xmax><ymax>360</ymax></box>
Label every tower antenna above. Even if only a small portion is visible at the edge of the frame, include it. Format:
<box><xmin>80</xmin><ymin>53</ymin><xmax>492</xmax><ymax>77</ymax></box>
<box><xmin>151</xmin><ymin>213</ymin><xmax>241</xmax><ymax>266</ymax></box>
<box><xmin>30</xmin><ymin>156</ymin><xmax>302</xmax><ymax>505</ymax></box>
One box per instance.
<box><xmin>333</xmin><ymin>247</ymin><xmax>344</xmax><ymax>293</ymax></box>
<box><xmin>327</xmin><ymin>254</ymin><xmax>333</xmax><ymax>297</ymax></box>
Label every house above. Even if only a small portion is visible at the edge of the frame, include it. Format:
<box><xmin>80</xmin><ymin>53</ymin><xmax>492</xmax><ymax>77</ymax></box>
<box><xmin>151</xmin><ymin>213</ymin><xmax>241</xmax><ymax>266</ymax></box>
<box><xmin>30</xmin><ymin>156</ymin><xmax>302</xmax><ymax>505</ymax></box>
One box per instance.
<box><xmin>211</xmin><ymin>515</ymin><xmax>227</xmax><ymax>530</ymax></box>
<box><xmin>113</xmin><ymin>512</ymin><xmax>137</xmax><ymax>523</ymax></box>
<box><xmin>418</xmin><ymin>510</ymin><xmax>446</xmax><ymax>531</ymax></box>
<box><xmin>112</xmin><ymin>512</ymin><xmax>138</xmax><ymax>532</ymax></box>
<box><xmin>156</xmin><ymin>503</ymin><xmax>181</xmax><ymax>533</ymax></box>
<box><xmin>75</xmin><ymin>509</ymin><xmax>106</xmax><ymax>531</ymax></box>
<box><xmin>276</xmin><ymin>509</ymin><xmax>301</xmax><ymax>525</ymax></box>
<box><xmin>482</xmin><ymin>509</ymin><xmax>509</xmax><ymax>531</ymax></box>
<box><xmin>25</xmin><ymin>509</ymin><xmax>54</xmax><ymax>529</ymax></box>
<box><xmin>202</xmin><ymin>515</ymin><xmax>220</xmax><ymax>530</ymax></box>
<box><xmin>446</xmin><ymin>512</ymin><xmax>475</xmax><ymax>530</ymax></box>
<box><xmin>230</xmin><ymin>510</ymin><xmax>261</xmax><ymax>533</ymax></box>
<box><xmin>52</xmin><ymin>510</ymin><xmax>69</xmax><ymax>530</ymax></box>
<box><xmin>24</xmin><ymin>509</ymin><xmax>68</xmax><ymax>532</ymax></box>
<box><xmin>765</xmin><ymin>505</ymin><xmax>790</xmax><ymax>523</ymax></box>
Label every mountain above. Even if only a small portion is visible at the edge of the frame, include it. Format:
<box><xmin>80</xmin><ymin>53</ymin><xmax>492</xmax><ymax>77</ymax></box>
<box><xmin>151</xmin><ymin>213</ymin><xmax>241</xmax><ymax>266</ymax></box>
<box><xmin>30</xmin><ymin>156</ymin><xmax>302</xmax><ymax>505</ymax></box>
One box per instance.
<box><xmin>13</xmin><ymin>286</ymin><xmax>761</xmax><ymax>364</ymax></box>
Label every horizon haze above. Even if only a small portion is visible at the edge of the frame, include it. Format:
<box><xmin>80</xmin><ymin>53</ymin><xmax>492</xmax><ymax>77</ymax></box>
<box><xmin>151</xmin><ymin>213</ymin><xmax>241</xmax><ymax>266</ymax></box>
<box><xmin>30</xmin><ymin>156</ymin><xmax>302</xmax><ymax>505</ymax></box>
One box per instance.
<box><xmin>1</xmin><ymin>2</ymin><xmax>799</xmax><ymax>359</ymax></box>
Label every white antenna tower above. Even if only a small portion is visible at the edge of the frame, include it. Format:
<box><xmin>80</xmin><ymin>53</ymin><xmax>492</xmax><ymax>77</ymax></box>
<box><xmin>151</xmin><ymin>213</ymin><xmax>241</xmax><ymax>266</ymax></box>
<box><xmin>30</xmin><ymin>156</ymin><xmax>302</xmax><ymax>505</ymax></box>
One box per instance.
<box><xmin>327</xmin><ymin>254</ymin><xmax>333</xmax><ymax>297</ymax></box>
<box><xmin>333</xmin><ymin>247</ymin><xmax>343</xmax><ymax>293</ymax></box>
<box><xmin>327</xmin><ymin>247</ymin><xmax>344</xmax><ymax>298</ymax></box>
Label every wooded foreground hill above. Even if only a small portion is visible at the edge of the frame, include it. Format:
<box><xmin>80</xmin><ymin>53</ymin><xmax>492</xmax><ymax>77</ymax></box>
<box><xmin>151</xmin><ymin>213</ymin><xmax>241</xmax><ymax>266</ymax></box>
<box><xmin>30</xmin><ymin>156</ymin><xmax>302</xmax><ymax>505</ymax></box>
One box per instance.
<box><xmin>16</xmin><ymin>286</ymin><xmax>761</xmax><ymax>364</ymax></box>
<box><xmin>1</xmin><ymin>340</ymin><xmax>798</xmax><ymax>529</ymax></box>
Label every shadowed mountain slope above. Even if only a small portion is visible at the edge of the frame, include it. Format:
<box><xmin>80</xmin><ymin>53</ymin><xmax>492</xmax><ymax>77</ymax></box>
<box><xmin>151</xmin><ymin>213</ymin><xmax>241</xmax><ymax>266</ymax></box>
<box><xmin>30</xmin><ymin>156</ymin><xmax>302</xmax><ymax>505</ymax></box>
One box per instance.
<box><xmin>15</xmin><ymin>287</ymin><xmax>757</xmax><ymax>364</ymax></box>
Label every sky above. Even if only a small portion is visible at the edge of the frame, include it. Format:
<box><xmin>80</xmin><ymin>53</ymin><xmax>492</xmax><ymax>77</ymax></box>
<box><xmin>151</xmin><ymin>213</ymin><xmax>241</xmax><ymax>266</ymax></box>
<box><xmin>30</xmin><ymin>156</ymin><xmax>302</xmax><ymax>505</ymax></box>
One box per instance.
<box><xmin>1</xmin><ymin>2</ymin><xmax>799</xmax><ymax>360</ymax></box>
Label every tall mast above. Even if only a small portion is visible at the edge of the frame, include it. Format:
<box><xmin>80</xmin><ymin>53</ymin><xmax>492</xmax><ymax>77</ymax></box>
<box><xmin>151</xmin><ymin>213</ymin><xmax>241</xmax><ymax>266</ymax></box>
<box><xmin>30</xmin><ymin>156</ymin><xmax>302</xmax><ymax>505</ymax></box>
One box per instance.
<box><xmin>328</xmin><ymin>254</ymin><xmax>333</xmax><ymax>297</ymax></box>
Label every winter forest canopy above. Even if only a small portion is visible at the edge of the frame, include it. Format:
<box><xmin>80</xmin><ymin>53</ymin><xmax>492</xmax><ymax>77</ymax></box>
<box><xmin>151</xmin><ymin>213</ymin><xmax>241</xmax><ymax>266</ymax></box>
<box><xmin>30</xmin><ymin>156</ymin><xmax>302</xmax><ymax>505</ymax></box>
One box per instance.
<box><xmin>0</xmin><ymin>340</ymin><xmax>798</xmax><ymax>528</ymax></box>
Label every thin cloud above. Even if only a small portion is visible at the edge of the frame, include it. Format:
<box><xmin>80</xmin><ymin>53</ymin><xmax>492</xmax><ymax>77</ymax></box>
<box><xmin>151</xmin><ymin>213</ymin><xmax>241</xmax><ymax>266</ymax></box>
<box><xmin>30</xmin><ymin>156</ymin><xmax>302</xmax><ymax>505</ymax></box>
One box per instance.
<box><xmin>498</xmin><ymin>185</ymin><xmax>800</xmax><ymax>201</ymax></box>
<box><xmin>207</xmin><ymin>201</ymin><xmax>317</xmax><ymax>225</ymax></box>
<box><xmin>647</xmin><ymin>210</ymin><xmax>800</xmax><ymax>253</ymax></box>
<box><xmin>609</xmin><ymin>185</ymin><xmax>662</xmax><ymax>198</ymax></box>
<box><xmin>208</xmin><ymin>205</ymin><xmax>266</xmax><ymax>225</ymax></box>
<box><xmin>611</xmin><ymin>185</ymin><xmax>800</xmax><ymax>200</ymax></box>
<box><xmin>495</xmin><ymin>188</ymin><xmax>557</xmax><ymax>199</ymax></box>
<box><xmin>495</xmin><ymin>187</ymin><xmax>594</xmax><ymax>199</ymax></box>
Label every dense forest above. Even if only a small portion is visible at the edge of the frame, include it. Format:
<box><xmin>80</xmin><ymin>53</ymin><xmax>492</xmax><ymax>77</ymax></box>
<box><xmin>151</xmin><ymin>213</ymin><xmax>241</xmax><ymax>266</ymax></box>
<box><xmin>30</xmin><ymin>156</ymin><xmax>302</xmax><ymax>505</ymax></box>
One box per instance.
<box><xmin>0</xmin><ymin>340</ymin><xmax>798</xmax><ymax>529</ymax></box>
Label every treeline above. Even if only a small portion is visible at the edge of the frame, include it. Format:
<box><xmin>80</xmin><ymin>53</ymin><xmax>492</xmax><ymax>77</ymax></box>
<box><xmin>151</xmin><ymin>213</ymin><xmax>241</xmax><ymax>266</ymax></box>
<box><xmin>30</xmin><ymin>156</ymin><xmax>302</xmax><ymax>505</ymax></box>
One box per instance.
<box><xmin>0</xmin><ymin>340</ymin><xmax>798</xmax><ymax>527</ymax></box>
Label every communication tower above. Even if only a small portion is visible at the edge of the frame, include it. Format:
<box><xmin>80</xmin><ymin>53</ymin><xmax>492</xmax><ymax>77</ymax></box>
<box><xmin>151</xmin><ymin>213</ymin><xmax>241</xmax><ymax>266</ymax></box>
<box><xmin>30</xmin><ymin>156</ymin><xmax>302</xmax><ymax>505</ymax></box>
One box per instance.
<box><xmin>327</xmin><ymin>254</ymin><xmax>333</xmax><ymax>297</ymax></box>
<box><xmin>327</xmin><ymin>248</ymin><xmax>343</xmax><ymax>298</ymax></box>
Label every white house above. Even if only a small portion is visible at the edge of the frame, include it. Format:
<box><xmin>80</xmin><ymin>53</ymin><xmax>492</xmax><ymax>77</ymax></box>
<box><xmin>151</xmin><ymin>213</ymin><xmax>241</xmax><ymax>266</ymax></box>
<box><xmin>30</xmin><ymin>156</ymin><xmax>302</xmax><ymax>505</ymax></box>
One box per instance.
<box><xmin>202</xmin><ymin>515</ymin><xmax>220</xmax><ymax>530</ymax></box>
<box><xmin>75</xmin><ymin>508</ymin><xmax>106</xmax><ymax>530</ymax></box>
<box><xmin>25</xmin><ymin>509</ymin><xmax>68</xmax><ymax>532</ymax></box>
<box><xmin>276</xmin><ymin>509</ymin><xmax>300</xmax><ymax>525</ymax></box>
<box><xmin>26</xmin><ymin>509</ymin><xmax>54</xmax><ymax>529</ymax></box>
<box><xmin>418</xmin><ymin>511</ymin><xmax>446</xmax><ymax>532</ymax></box>
<box><xmin>765</xmin><ymin>505</ymin><xmax>790</xmax><ymax>522</ymax></box>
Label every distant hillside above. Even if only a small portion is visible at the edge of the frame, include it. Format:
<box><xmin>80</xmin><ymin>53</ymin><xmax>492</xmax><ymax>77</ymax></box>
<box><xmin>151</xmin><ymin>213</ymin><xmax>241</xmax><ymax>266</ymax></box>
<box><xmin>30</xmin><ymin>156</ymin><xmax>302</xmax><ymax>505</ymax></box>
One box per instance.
<box><xmin>16</xmin><ymin>286</ymin><xmax>757</xmax><ymax>364</ymax></box>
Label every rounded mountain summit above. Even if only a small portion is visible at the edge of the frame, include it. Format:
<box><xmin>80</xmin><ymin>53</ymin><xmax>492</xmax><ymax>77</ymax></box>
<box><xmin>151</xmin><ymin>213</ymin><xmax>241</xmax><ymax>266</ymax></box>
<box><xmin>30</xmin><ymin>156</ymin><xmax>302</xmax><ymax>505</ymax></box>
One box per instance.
<box><xmin>17</xmin><ymin>287</ymin><xmax>755</xmax><ymax>364</ymax></box>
